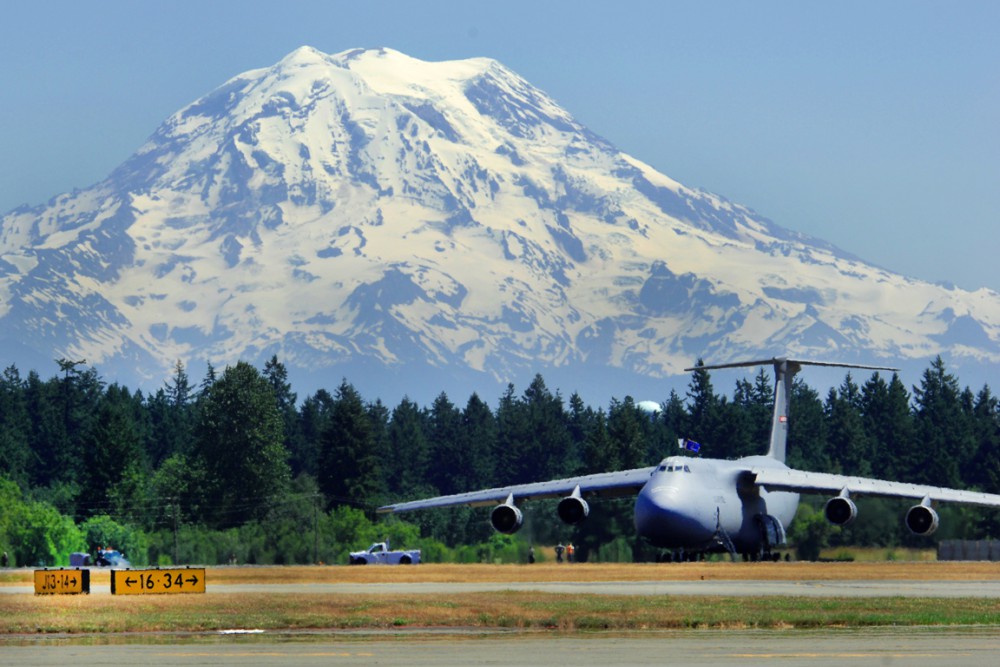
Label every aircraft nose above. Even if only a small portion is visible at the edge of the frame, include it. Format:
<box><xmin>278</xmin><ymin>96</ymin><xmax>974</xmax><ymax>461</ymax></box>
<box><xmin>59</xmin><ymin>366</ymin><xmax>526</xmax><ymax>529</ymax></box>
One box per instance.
<box><xmin>634</xmin><ymin>482</ymin><xmax>713</xmax><ymax>548</ymax></box>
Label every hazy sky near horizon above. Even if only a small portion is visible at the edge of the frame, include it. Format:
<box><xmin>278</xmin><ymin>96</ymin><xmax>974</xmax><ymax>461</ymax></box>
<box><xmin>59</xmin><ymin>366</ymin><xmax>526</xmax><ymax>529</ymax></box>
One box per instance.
<box><xmin>1</xmin><ymin>1</ymin><xmax>997</xmax><ymax>291</ymax></box>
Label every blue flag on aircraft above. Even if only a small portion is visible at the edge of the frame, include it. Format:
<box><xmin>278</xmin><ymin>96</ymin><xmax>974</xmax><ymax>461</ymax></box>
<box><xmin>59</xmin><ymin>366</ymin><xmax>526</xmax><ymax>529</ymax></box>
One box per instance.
<box><xmin>677</xmin><ymin>438</ymin><xmax>701</xmax><ymax>452</ymax></box>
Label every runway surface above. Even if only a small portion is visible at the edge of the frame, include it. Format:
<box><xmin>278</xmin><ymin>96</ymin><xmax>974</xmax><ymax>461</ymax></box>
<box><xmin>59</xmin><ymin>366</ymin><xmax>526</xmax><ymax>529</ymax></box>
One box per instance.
<box><xmin>4</xmin><ymin>628</ymin><xmax>999</xmax><ymax>666</ymax></box>
<box><xmin>5</xmin><ymin>579</ymin><xmax>1000</xmax><ymax>597</ymax></box>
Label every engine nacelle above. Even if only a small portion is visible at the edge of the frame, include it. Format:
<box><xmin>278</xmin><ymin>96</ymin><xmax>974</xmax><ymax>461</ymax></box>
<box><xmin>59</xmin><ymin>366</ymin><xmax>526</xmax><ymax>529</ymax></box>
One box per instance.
<box><xmin>824</xmin><ymin>496</ymin><xmax>858</xmax><ymax>526</ymax></box>
<box><xmin>905</xmin><ymin>504</ymin><xmax>939</xmax><ymax>536</ymax></box>
<box><xmin>490</xmin><ymin>502</ymin><xmax>524</xmax><ymax>534</ymax></box>
<box><xmin>557</xmin><ymin>495</ymin><xmax>590</xmax><ymax>524</ymax></box>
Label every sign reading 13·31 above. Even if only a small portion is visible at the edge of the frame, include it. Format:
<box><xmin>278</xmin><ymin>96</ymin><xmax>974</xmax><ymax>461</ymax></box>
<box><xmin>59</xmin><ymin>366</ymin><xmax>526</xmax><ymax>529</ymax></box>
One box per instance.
<box><xmin>111</xmin><ymin>568</ymin><xmax>206</xmax><ymax>595</ymax></box>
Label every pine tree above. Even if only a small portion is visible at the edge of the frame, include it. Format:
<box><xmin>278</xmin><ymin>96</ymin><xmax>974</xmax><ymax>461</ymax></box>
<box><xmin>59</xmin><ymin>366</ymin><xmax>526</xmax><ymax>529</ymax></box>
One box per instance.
<box><xmin>427</xmin><ymin>392</ymin><xmax>463</xmax><ymax>495</ymax></box>
<box><xmin>494</xmin><ymin>383</ymin><xmax>527</xmax><ymax>486</ymax></box>
<box><xmin>724</xmin><ymin>379</ymin><xmax>759</xmax><ymax>459</ymax></box>
<box><xmin>860</xmin><ymin>372</ymin><xmax>914</xmax><ymax>482</ymax></box>
<box><xmin>787</xmin><ymin>379</ymin><xmax>829</xmax><ymax>472</ymax></box>
<box><xmin>744</xmin><ymin>369</ymin><xmax>774</xmax><ymax>454</ymax></box>
<box><xmin>967</xmin><ymin>386</ymin><xmax>1000</xmax><ymax>491</ymax></box>
<box><xmin>198</xmin><ymin>362</ymin><xmax>217</xmax><ymax>398</ymax></box>
<box><xmin>366</xmin><ymin>399</ymin><xmax>390</xmax><ymax>499</ymax></box>
<box><xmin>659</xmin><ymin>389</ymin><xmax>687</xmax><ymax>460</ymax></box>
<box><xmin>520</xmin><ymin>375</ymin><xmax>572</xmax><ymax>482</ymax></box>
<box><xmin>565</xmin><ymin>392</ymin><xmax>592</xmax><ymax>473</ymax></box>
<box><xmin>911</xmin><ymin>357</ymin><xmax>971</xmax><ymax>487</ymax></box>
<box><xmin>58</xmin><ymin>360</ymin><xmax>104</xmax><ymax>491</ymax></box>
<box><xmin>293</xmin><ymin>389</ymin><xmax>334</xmax><ymax>478</ymax></box>
<box><xmin>80</xmin><ymin>383</ymin><xmax>146</xmax><ymax>518</ymax></box>
<box><xmin>149</xmin><ymin>360</ymin><xmax>195</xmax><ymax>465</ymax></box>
<box><xmin>386</xmin><ymin>397</ymin><xmax>430</xmax><ymax>497</ymax></box>
<box><xmin>581</xmin><ymin>409</ymin><xmax>614</xmax><ymax>473</ymax></box>
<box><xmin>459</xmin><ymin>392</ymin><xmax>496</xmax><ymax>491</ymax></box>
<box><xmin>25</xmin><ymin>370</ymin><xmax>63</xmax><ymax>490</ymax></box>
<box><xmin>165</xmin><ymin>360</ymin><xmax>192</xmax><ymax>409</ymax></box>
<box><xmin>685</xmin><ymin>362</ymin><xmax>722</xmax><ymax>456</ymax></box>
<box><xmin>825</xmin><ymin>373</ymin><xmax>872</xmax><ymax>476</ymax></box>
<box><xmin>262</xmin><ymin>355</ymin><xmax>300</xmax><ymax>456</ymax></box>
<box><xmin>607</xmin><ymin>397</ymin><xmax>646</xmax><ymax>469</ymax></box>
<box><xmin>319</xmin><ymin>380</ymin><xmax>380</xmax><ymax>510</ymax></box>
<box><xmin>0</xmin><ymin>365</ymin><xmax>31</xmax><ymax>486</ymax></box>
<box><xmin>968</xmin><ymin>385</ymin><xmax>1000</xmax><ymax>536</ymax></box>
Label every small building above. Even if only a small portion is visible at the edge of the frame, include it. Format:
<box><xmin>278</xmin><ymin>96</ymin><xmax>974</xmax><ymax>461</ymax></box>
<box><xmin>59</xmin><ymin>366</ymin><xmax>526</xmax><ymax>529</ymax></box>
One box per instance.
<box><xmin>937</xmin><ymin>540</ymin><xmax>1000</xmax><ymax>561</ymax></box>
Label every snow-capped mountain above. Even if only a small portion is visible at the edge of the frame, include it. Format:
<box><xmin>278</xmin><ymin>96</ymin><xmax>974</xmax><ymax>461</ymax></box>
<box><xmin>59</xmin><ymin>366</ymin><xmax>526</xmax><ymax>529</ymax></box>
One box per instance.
<box><xmin>1</xmin><ymin>46</ymin><xmax>998</xmax><ymax>399</ymax></box>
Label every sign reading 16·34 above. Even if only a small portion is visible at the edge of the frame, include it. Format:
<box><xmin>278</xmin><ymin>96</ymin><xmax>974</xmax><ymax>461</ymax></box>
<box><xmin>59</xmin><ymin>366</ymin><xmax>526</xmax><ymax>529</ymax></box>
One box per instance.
<box><xmin>111</xmin><ymin>568</ymin><xmax>206</xmax><ymax>595</ymax></box>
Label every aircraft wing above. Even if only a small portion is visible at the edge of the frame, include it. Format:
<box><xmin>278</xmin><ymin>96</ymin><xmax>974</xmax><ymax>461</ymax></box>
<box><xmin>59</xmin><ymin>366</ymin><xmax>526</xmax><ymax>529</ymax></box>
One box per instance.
<box><xmin>752</xmin><ymin>467</ymin><xmax>1000</xmax><ymax>507</ymax></box>
<box><xmin>377</xmin><ymin>466</ymin><xmax>657</xmax><ymax>514</ymax></box>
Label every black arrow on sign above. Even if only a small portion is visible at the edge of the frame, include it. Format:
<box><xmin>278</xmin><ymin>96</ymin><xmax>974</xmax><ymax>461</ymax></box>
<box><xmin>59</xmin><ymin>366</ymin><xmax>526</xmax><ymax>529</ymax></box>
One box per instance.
<box><xmin>125</xmin><ymin>576</ymin><xmax>137</xmax><ymax>587</ymax></box>
<box><xmin>186</xmin><ymin>575</ymin><xmax>199</xmax><ymax>585</ymax></box>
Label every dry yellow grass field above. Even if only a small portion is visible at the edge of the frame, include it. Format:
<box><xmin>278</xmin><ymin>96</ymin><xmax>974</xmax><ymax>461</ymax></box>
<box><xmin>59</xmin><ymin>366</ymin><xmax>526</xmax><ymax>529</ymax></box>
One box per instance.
<box><xmin>5</xmin><ymin>559</ymin><xmax>999</xmax><ymax>587</ymax></box>
<box><xmin>212</xmin><ymin>560</ymin><xmax>1000</xmax><ymax>583</ymax></box>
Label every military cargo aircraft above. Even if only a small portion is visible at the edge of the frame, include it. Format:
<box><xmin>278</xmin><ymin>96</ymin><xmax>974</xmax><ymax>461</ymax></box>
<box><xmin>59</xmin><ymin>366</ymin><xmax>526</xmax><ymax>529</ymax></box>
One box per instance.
<box><xmin>378</xmin><ymin>359</ymin><xmax>1000</xmax><ymax>559</ymax></box>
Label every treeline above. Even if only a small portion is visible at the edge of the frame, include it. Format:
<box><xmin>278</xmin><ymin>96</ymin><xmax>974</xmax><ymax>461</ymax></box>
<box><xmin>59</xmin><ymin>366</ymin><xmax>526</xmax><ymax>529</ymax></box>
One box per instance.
<box><xmin>1</xmin><ymin>355</ymin><xmax>998</xmax><ymax>565</ymax></box>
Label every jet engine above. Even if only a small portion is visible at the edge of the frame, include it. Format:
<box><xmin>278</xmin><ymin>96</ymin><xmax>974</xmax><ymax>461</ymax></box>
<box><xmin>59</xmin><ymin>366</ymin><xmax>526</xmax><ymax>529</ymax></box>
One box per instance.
<box><xmin>490</xmin><ymin>500</ymin><xmax>524</xmax><ymax>534</ymax></box>
<box><xmin>824</xmin><ymin>496</ymin><xmax>858</xmax><ymax>526</ymax></box>
<box><xmin>557</xmin><ymin>495</ymin><xmax>590</xmax><ymax>525</ymax></box>
<box><xmin>905</xmin><ymin>503</ymin><xmax>939</xmax><ymax>536</ymax></box>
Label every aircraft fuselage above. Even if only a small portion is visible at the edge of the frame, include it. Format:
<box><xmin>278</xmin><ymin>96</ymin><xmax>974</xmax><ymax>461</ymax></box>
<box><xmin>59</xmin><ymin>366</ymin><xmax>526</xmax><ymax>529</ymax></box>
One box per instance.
<box><xmin>634</xmin><ymin>455</ymin><xmax>799</xmax><ymax>554</ymax></box>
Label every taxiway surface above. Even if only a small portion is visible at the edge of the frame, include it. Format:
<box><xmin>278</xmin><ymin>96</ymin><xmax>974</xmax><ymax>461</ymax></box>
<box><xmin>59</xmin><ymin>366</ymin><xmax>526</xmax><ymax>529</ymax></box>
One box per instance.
<box><xmin>4</xmin><ymin>628</ymin><xmax>999</xmax><ymax>666</ymax></box>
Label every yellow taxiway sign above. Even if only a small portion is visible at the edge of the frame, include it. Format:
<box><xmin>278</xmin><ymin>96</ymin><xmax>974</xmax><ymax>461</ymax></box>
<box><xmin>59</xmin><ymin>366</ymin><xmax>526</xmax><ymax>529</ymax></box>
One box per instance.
<box><xmin>111</xmin><ymin>567</ymin><xmax>206</xmax><ymax>595</ymax></box>
<box><xmin>34</xmin><ymin>568</ymin><xmax>90</xmax><ymax>595</ymax></box>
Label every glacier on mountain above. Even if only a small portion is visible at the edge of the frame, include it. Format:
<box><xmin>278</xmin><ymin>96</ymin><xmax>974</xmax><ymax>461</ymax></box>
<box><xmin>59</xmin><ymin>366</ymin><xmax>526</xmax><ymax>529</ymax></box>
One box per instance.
<box><xmin>0</xmin><ymin>46</ymin><xmax>997</xmax><ymax>400</ymax></box>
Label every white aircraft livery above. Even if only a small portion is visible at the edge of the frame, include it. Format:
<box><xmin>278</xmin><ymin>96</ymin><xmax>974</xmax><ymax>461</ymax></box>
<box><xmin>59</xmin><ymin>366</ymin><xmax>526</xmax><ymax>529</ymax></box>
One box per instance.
<box><xmin>378</xmin><ymin>358</ymin><xmax>1000</xmax><ymax>559</ymax></box>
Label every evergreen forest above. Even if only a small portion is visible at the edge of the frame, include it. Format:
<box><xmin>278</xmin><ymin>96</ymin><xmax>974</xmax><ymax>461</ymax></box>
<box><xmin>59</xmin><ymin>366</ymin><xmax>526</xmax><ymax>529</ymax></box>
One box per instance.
<box><xmin>1</xmin><ymin>355</ymin><xmax>998</xmax><ymax>567</ymax></box>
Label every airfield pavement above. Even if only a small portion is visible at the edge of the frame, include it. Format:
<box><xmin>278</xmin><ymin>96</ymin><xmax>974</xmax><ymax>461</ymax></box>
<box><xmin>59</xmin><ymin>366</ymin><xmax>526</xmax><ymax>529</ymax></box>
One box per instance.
<box><xmin>5</xmin><ymin>629</ymin><xmax>1000</xmax><ymax>666</ymax></box>
<box><xmin>4</xmin><ymin>562</ymin><xmax>1000</xmax><ymax>665</ymax></box>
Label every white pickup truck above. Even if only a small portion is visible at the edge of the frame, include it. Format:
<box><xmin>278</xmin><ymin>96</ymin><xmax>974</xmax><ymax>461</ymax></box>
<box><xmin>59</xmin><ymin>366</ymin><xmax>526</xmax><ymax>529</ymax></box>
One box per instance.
<box><xmin>349</xmin><ymin>542</ymin><xmax>421</xmax><ymax>565</ymax></box>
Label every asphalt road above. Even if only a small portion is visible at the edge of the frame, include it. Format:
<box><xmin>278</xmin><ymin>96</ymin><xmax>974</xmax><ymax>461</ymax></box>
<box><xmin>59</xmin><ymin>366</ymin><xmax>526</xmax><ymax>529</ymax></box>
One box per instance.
<box><xmin>4</xmin><ymin>628</ymin><xmax>999</xmax><ymax>666</ymax></box>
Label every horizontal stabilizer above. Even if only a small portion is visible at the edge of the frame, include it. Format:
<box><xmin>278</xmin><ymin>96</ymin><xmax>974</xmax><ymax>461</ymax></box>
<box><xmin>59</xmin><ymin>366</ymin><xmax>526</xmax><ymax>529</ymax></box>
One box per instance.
<box><xmin>682</xmin><ymin>357</ymin><xmax>897</xmax><ymax>463</ymax></box>
<box><xmin>684</xmin><ymin>358</ymin><xmax>898</xmax><ymax>373</ymax></box>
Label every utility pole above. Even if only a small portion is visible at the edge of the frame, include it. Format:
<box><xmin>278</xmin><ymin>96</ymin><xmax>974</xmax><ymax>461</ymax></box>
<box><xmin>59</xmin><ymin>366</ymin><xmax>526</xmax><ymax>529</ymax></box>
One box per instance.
<box><xmin>313</xmin><ymin>494</ymin><xmax>319</xmax><ymax>564</ymax></box>
<box><xmin>172</xmin><ymin>500</ymin><xmax>179</xmax><ymax>565</ymax></box>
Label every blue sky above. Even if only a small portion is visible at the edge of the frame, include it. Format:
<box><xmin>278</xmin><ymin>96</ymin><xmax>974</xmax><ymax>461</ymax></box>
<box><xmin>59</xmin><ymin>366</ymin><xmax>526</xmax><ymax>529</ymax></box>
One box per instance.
<box><xmin>2</xmin><ymin>1</ymin><xmax>997</xmax><ymax>291</ymax></box>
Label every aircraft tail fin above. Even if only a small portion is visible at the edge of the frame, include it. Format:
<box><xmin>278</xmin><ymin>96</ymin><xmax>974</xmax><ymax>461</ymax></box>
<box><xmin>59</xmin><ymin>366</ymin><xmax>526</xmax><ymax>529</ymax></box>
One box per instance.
<box><xmin>684</xmin><ymin>358</ymin><xmax>897</xmax><ymax>463</ymax></box>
